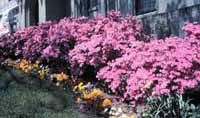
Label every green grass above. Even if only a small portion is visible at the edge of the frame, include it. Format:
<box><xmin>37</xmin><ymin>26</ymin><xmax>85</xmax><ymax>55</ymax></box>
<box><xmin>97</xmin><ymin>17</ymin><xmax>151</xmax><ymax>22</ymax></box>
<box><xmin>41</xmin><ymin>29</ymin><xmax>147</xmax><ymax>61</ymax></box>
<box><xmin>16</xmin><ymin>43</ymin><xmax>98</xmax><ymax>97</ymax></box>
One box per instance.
<box><xmin>0</xmin><ymin>69</ymin><xmax>80</xmax><ymax>118</ymax></box>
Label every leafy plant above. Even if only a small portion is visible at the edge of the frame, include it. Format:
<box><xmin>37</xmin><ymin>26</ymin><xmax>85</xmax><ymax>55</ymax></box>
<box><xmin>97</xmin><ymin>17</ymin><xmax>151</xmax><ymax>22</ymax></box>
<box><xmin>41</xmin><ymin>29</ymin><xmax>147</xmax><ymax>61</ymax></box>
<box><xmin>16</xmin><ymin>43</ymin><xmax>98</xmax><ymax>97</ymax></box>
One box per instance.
<box><xmin>142</xmin><ymin>94</ymin><xmax>200</xmax><ymax>118</ymax></box>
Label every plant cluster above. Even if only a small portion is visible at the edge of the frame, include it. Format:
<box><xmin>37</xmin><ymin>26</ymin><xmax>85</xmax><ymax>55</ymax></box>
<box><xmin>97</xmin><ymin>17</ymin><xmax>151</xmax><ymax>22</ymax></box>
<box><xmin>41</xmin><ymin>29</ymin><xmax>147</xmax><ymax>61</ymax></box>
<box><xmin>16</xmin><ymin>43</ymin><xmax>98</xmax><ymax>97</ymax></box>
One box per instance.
<box><xmin>73</xmin><ymin>82</ymin><xmax>112</xmax><ymax>107</ymax></box>
<box><xmin>1</xmin><ymin>11</ymin><xmax>200</xmax><ymax>110</ymax></box>
<box><xmin>4</xmin><ymin>59</ymin><xmax>69</xmax><ymax>86</ymax></box>
<box><xmin>69</xmin><ymin>12</ymin><xmax>147</xmax><ymax>77</ymax></box>
<box><xmin>142</xmin><ymin>94</ymin><xmax>200</xmax><ymax>118</ymax></box>
<box><xmin>97</xmin><ymin>36</ymin><xmax>200</xmax><ymax>105</ymax></box>
<box><xmin>0</xmin><ymin>34</ymin><xmax>16</xmax><ymax>61</ymax></box>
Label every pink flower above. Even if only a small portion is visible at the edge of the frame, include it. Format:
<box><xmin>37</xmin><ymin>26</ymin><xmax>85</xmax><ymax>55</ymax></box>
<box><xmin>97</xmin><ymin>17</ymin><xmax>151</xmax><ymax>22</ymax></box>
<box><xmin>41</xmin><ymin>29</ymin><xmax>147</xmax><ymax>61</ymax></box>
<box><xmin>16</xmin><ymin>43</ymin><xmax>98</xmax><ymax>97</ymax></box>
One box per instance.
<box><xmin>42</xmin><ymin>45</ymin><xmax>60</xmax><ymax>58</ymax></box>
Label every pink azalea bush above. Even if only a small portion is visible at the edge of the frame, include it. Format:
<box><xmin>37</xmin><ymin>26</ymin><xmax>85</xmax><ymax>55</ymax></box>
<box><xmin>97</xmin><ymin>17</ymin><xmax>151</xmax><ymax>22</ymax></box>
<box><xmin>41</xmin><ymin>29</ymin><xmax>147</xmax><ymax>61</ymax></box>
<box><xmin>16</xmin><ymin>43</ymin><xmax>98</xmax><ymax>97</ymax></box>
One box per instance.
<box><xmin>69</xmin><ymin>12</ymin><xmax>147</xmax><ymax>76</ymax></box>
<box><xmin>13</xmin><ymin>22</ymin><xmax>54</xmax><ymax>60</ymax></box>
<box><xmin>97</xmin><ymin>36</ymin><xmax>200</xmax><ymax>104</ymax></box>
<box><xmin>1</xmin><ymin>11</ymin><xmax>147</xmax><ymax>73</ymax></box>
<box><xmin>1</xmin><ymin>11</ymin><xmax>200</xmax><ymax>106</ymax></box>
<box><xmin>0</xmin><ymin>34</ymin><xmax>16</xmax><ymax>61</ymax></box>
<box><xmin>183</xmin><ymin>23</ymin><xmax>200</xmax><ymax>37</ymax></box>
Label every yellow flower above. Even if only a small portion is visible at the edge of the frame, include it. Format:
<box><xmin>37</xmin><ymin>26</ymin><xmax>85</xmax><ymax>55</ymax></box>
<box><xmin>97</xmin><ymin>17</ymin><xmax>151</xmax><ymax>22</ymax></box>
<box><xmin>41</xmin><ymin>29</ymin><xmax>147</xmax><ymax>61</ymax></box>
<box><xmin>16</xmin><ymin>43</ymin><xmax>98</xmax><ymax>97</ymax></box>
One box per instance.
<box><xmin>56</xmin><ymin>72</ymin><xmax>68</xmax><ymax>81</ymax></box>
<box><xmin>83</xmin><ymin>91</ymin><xmax>95</xmax><ymax>100</ymax></box>
<box><xmin>38</xmin><ymin>69</ymin><xmax>45</xmax><ymax>79</ymax></box>
<box><xmin>102</xmin><ymin>98</ymin><xmax>112</xmax><ymax>107</ymax></box>
<box><xmin>32</xmin><ymin>63</ymin><xmax>39</xmax><ymax>69</ymax></box>
<box><xmin>79</xmin><ymin>82</ymin><xmax>90</xmax><ymax>91</ymax></box>
<box><xmin>92</xmin><ymin>89</ymin><xmax>104</xmax><ymax>97</ymax></box>
<box><xmin>16</xmin><ymin>60</ymin><xmax>38</xmax><ymax>73</ymax></box>
<box><xmin>74</xmin><ymin>82</ymin><xmax>91</xmax><ymax>93</ymax></box>
<box><xmin>79</xmin><ymin>85</ymin><xmax>86</xmax><ymax>91</ymax></box>
<box><xmin>83</xmin><ymin>92</ymin><xmax>90</xmax><ymax>99</ymax></box>
<box><xmin>83</xmin><ymin>89</ymin><xmax>104</xmax><ymax>100</ymax></box>
<box><xmin>78</xmin><ymin>82</ymin><xmax>83</xmax><ymax>89</ymax></box>
<box><xmin>5</xmin><ymin>59</ymin><xmax>41</xmax><ymax>74</ymax></box>
<box><xmin>19</xmin><ymin>60</ymin><xmax>28</xmax><ymax>67</ymax></box>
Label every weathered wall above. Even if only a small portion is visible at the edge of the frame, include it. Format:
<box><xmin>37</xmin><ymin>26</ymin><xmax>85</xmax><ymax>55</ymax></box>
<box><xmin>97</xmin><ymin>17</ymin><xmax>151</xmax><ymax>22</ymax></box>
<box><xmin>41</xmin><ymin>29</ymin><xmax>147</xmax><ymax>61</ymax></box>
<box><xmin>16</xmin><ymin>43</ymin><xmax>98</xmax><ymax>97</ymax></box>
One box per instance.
<box><xmin>85</xmin><ymin>0</ymin><xmax>200</xmax><ymax>38</ymax></box>
<box><xmin>18</xmin><ymin>0</ymin><xmax>200</xmax><ymax>38</ymax></box>
<box><xmin>138</xmin><ymin>1</ymin><xmax>200</xmax><ymax>38</ymax></box>
<box><xmin>158</xmin><ymin>0</ymin><xmax>200</xmax><ymax>13</ymax></box>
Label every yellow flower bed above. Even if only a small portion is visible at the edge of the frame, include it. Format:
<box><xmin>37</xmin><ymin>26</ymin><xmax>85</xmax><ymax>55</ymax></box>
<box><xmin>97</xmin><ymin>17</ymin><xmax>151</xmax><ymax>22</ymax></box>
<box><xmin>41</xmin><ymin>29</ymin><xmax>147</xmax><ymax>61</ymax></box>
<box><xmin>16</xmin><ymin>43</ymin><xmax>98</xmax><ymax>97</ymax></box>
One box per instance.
<box><xmin>2</xmin><ymin>59</ymin><xmax>136</xmax><ymax>117</ymax></box>
<box><xmin>4</xmin><ymin>59</ymin><xmax>69</xmax><ymax>84</ymax></box>
<box><xmin>83</xmin><ymin>89</ymin><xmax>104</xmax><ymax>100</ymax></box>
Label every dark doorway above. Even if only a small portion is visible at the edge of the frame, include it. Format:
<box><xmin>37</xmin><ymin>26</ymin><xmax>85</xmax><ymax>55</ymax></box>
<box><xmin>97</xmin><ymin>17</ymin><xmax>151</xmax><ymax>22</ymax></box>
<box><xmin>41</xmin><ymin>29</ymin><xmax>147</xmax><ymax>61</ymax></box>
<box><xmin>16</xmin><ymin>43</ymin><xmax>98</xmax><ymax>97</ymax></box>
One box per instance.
<box><xmin>46</xmin><ymin>0</ymin><xmax>71</xmax><ymax>21</ymax></box>
<box><xmin>30</xmin><ymin>0</ymin><xmax>39</xmax><ymax>26</ymax></box>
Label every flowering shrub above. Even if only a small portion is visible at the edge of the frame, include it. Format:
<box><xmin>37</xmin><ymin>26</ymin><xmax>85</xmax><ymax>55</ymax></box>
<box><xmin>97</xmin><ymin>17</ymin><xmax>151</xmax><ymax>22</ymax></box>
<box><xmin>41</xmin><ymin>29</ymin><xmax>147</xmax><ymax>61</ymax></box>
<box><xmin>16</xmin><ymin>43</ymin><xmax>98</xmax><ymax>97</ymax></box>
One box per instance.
<box><xmin>69</xmin><ymin>12</ymin><xmax>147</xmax><ymax>77</ymax></box>
<box><xmin>4</xmin><ymin>20</ymin><xmax>75</xmax><ymax>72</ymax></box>
<box><xmin>97</xmin><ymin>36</ymin><xmax>200</xmax><ymax>105</ymax></box>
<box><xmin>14</xmin><ymin>22</ymin><xmax>54</xmax><ymax>61</ymax></box>
<box><xmin>183</xmin><ymin>23</ymin><xmax>200</xmax><ymax>39</ymax></box>
<box><xmin>0</xmin><ymin>34</ymin><xmax>17</xmax><ymax>61</ymax></box>
<box><xmin>1</xmin><ymin>11</ymin><xmax>200</xmax><ymax>109</ymax></box>
<box><xmin>1</xmin><ymin>11</ymin><xmax>147</xmax><ymax>74</ymax></box>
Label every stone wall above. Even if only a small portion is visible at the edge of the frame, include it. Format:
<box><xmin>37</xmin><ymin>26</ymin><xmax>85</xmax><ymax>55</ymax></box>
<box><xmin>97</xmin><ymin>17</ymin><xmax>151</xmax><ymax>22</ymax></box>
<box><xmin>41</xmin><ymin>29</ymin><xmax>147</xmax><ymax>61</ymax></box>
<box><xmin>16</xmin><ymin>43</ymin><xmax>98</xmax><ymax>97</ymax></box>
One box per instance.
<box><xmin>70</xmin><ymin>0</ymin><xmax>200</xmax><ymax>38</ymax></box>
<box><xmin>18</xmin><ymin>0</ymin><xmax>200</xmax><ymax>38</ymax></box>
<box><xmin>138</xmin><ymin>1</ymin><xmax>200</xmax><ymax>38</ymax></box>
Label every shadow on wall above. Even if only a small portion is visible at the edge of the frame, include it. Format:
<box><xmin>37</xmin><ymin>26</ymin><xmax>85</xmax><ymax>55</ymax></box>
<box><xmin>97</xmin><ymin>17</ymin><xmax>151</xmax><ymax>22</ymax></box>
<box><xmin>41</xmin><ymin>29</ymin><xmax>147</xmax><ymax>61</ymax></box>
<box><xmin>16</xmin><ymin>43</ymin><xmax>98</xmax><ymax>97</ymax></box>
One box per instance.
<box><xmin>155</xmin><ymin>18</ymin><xmax>171</xmax><ymax>39</ymax></box>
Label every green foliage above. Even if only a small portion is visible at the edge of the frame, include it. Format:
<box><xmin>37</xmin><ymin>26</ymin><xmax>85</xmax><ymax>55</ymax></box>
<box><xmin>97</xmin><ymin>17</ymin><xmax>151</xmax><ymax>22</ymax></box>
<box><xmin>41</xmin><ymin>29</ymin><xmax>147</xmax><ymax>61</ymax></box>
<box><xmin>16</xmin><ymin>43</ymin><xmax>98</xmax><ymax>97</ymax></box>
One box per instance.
<box><xmin>0</xmin><ymin>69</ymin><xmax>79</xmax><ymax>118</ymax></box>
<box><xmin>142</xmin><ymin>94</ymin><xmax>200</xmax><ymax>118</ymax></box>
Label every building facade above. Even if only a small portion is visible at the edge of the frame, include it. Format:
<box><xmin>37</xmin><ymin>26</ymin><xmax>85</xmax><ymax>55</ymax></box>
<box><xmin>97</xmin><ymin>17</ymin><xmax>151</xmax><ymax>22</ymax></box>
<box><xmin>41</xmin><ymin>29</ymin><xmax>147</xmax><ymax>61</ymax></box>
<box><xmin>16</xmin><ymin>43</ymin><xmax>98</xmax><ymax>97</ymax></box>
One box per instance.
<box><xmin>18</xmin><ymin>0</ymin><xmax>71</xmax><ymax>28</ymax></box>
<box><xmin>0</xmin><ymin>0</ymin><xmax>17</xmax><ymax>13</ymax></box>
<box><xmin>18</xmin><ymin>0</ymin><xmax>200</xmax><ymax>38</ymax></box>
<box><xmin>0</xmin><ymin>0</ymin><xmax>10</xmax><ymax>9</ymax></box>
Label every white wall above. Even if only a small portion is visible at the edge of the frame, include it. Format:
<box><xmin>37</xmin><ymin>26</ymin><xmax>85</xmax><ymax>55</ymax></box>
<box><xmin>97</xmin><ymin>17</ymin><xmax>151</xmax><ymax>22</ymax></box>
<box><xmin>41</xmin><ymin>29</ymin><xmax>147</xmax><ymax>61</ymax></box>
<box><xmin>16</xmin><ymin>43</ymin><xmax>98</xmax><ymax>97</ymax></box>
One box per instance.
<box><xmin>0</xmin><ymin>0</ymin><xmax>8</xmax><ymax>10</ymax></box>
<box><xmin>0</xmin><ymin>0</ymin><xmax>18</xmax><ymax>13</ymax></box>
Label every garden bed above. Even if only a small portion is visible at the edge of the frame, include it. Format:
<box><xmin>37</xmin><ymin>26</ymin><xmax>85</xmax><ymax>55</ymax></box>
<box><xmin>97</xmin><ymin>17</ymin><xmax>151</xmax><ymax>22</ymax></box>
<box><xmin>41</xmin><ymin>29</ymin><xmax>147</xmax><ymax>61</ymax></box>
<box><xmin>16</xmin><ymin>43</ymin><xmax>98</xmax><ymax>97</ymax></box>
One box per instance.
<box><xmin>0</xmin><ymin>69</ymin><xmax>98</xmax><ymax>118</ymax></box>
<box><xmin>1</xmin><ymin>11</ymin><xmax>200</xmax><ymax>117</ymax></box>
